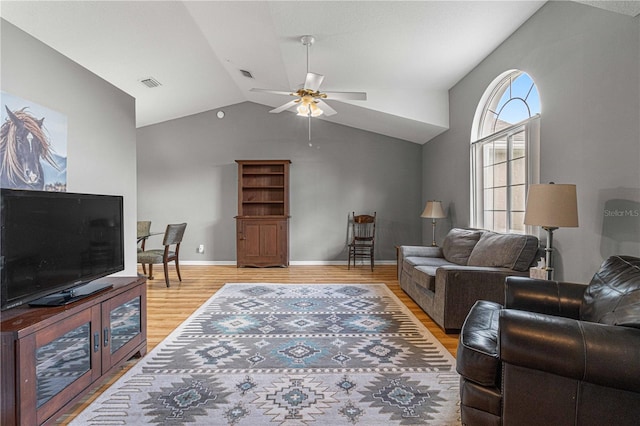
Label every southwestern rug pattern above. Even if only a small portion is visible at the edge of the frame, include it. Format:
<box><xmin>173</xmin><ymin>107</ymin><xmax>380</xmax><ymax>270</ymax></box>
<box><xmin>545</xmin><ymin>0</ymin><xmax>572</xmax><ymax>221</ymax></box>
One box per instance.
<box><xmin>71</xmin><ymin>283</ymin><xmax>460</xmax><ymax>425</ymax></box>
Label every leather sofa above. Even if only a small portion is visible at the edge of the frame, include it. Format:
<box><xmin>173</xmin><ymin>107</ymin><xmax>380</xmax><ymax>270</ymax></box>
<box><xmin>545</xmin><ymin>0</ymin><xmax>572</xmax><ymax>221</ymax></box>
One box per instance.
<box><xmin>456</xmin><ymin>255</ymin><xmax>640</xmax><ymax>426</ymax></box>
<box><xmin>398</xmin><ymin>228</ymin><xmax>540</xmax><ymax>332</ymax></box>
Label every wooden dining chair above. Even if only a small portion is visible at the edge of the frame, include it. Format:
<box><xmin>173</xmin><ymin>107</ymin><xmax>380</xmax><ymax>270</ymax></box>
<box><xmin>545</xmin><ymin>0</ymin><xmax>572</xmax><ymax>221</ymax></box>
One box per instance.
<box><xmin>136</xmin><ymin>221</ymin><xmax>151</xmax><ymax>251</ymax></box>
<box><xmin>137</xmin><ymin>221</ymin><xmax>152</xmax><ymax>275</ymax></box>
<box><xmin>137</xmin><ymin>223</ymin><xmax>187</xmax><ymax>287</ymax></box>
<box><xmin>348</xmin><ymin>212</ymin><xmax>376</xmax><ymax>271</ymax></box>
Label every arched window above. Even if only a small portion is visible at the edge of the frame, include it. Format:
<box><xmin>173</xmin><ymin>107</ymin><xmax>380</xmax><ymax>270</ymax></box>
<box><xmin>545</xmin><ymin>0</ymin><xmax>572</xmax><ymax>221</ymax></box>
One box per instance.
<box><xmin>471</xmin><ymin>70</ymin><xmax>540</xmax><ymax>233</ymax></box>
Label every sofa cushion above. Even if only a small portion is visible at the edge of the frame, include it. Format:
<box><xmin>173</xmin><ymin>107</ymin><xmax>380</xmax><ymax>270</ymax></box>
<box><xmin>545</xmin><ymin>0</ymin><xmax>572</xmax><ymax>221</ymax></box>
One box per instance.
<box><xmin>467</xmin><ymin>232</ymin><xmax>539</xmax><ymax>272</ymax></box>
<box><xmin>413</xmin><ymin>263</ymin><xmax>450</xmax><ymax>292</ymax></box>
<box><xmin>413</xmin><ymin>266</ymin><xmax>437</xmax><ymax>292</ymax></box>
<box><xmin>581</xmin><ymin>255</ymin><xmax>640</xmax><ymax>328</ymax></box>
<box><xmin>405</xmin><ymin>258</ymin><xmax>452</xmax><ymax>292</ymax></box>
<box><xmin>402</xmin><ymin>256</ymin><xmax>444</xmax><ymax>274</ymax></box>
<box><xmin>442</xmin><ymin>228</ymin><xmax>484</xmax><ymax>265</ymax></box>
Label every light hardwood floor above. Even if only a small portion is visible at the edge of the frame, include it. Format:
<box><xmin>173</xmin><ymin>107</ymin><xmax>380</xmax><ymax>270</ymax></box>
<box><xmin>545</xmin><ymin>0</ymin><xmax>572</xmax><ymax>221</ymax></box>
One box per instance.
<box><xmin>58</xmin><ymin>264</ymin><xmax>459</xmax><ymax>424</ymax></box>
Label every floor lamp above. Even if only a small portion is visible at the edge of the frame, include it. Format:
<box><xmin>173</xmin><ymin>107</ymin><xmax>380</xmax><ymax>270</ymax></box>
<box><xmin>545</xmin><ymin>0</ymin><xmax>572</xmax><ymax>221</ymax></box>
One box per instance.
<box><xmin>421</xmin><ymin>201</ymin><xmax>446</xmax><ymax>246</ymax></box>
<box><xmin>524</xmin><ymin>183</ymin><xmax>579</xmax><ymax>280</ymax></box>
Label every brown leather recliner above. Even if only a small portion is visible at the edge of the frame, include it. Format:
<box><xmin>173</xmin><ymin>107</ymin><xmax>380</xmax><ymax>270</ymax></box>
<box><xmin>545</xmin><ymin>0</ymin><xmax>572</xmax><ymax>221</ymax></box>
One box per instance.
<box><xmin>456</xmin><ymin>255</ymin><xmax>640</xmax><ymax>426</ymax></box>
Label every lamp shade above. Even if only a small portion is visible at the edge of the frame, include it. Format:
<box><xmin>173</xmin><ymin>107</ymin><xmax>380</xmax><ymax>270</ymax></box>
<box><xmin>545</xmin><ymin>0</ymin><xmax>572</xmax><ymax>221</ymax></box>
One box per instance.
<box><xmin>421</xmin><ymin>201</ymin><xmax>446</xmax><ymax>219</ymax></box>
<box><xmin>524</xmin><ymin>184</ymin><xmax>579</xmax><ymax>228</ymax></box>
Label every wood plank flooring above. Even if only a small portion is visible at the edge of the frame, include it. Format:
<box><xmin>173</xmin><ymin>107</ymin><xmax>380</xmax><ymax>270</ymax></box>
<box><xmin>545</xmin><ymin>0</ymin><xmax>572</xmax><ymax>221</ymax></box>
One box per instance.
<box><xmin>57</xmin><ymin>264</ymin><xmax>459</xmax><ymax>424</ymax></box>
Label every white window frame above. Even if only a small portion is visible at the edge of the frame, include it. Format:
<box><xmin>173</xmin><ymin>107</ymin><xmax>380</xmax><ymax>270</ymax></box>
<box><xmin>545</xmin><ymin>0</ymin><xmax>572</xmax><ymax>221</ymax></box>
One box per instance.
<box><xmin>470</xmin><ymin>69</ymin><xmax>541</xmax><ymax>233</ymax></box>
<box><xmin>471</xmin><ymin>116</ymin><xmax>539</xmax><ymax>232</ymax></box>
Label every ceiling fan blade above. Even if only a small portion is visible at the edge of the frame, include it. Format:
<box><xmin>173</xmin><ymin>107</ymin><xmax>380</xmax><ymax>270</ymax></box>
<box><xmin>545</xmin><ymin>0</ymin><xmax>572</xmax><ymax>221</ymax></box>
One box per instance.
<box><xmin>316</xmin><ymin>100</ymin><xmax>337</xmax><ymax>117</ymax></box>
<box><xmin>304</xmin><ymin>72</ymin><xmax>324</xmax><ymax>91</ymax></box>
<box><xmin>250</xmin><ymin>88</ymin><xmax>293</xmax><ymax>96</ymax></box>
<box><xmin>269</xmin><ymin>100</ymin><xmax>299</xmax><ymax>113</ymax></box>
<box><xmin>323</xmin><ymin>91</ymin><xmax>367</xmax><ymax>101</ymax></box>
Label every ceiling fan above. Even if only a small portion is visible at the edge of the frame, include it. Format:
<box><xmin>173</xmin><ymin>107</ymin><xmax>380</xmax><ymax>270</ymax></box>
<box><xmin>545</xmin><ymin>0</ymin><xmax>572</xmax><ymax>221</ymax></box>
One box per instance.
<box><xmin>250</xmin><ymin>35</ymin><xmax>367</xmax><ymax>120</ymax></box>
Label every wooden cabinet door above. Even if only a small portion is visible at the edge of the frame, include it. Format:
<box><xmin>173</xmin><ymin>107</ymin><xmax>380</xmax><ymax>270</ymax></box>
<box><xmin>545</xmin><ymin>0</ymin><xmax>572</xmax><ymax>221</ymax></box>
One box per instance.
<box><xmin>237</xmin><ymin>218</ymin><xmax>288</xmax><ymax>267</ymax></box>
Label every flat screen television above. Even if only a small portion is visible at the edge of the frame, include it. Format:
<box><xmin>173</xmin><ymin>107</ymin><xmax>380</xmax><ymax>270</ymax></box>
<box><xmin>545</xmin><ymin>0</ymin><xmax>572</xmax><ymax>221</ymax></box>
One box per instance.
<box><xmin>1</xmin><ymin>189</ymin><xmax>124</xmax><ymax>310</ymax></box>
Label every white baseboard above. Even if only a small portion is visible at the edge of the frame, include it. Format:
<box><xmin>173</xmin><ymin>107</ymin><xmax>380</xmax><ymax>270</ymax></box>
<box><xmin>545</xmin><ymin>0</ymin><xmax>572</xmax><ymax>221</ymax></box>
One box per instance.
<box><xmin>289</xmin><ymin>260</ymin><xmax>396</xmax><ymax>266</ymax></box>
<box><xmin>180</xmin><ymin>260</ymin><xmax>397</xmax><ymax>266</ymax></box>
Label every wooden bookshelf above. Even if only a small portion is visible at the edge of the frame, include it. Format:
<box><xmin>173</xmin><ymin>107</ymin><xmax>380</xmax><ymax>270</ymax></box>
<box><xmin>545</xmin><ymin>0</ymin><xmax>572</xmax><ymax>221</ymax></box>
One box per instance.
<box><xmin>235</xmin><ymin>160</ymin><xmax>290</xmax><ymax>267</ymax></box>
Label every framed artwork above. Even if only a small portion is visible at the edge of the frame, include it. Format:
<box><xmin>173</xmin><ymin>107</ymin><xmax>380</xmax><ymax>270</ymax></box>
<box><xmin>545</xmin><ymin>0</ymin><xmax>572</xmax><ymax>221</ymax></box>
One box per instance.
<box><xmin>0</xmin><ymin>91</ymin><xmax>67</xmax><ymax>191</ymax></box>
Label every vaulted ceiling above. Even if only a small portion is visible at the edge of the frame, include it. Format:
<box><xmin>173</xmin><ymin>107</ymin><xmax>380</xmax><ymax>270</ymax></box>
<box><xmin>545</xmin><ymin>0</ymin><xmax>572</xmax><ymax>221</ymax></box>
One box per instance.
<box><xmin>2</xmin><ymin>1</ymin><xmax>638</xmax><ymax>144</ymax></box>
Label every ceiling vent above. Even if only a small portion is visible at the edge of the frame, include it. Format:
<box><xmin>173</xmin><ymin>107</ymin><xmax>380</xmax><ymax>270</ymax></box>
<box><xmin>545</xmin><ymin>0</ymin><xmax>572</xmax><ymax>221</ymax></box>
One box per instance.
<box><xmin>239</xmin><ymin>69</ymin><xmax>254</xmax><ymax>79</ymax></box>
<box><xmin>140</xmin><ymin>77</ymin><xmax>162</xmax><ymax>88</ymax></box>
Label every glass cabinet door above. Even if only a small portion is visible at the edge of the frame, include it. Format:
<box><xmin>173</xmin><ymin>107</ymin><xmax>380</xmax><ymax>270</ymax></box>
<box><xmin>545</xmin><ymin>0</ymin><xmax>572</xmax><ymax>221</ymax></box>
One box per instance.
<box><xmin>36</xmin><ymin>323</ymin><xmax>91</xmax><ymax>407</ymax></box>
<box><xmin>30</xmin><ymin>305</ymin><xmax>101</xmax><ymax>425</ymax></box>
<box><xmin>101</xmin><ymin>285</ymin><xmax>146</xmax><ymax>370</ymax></box>
<box><xmin>109</xmin><ymin>296</ymin><xmax>141</xmax><ymax>354</ymax></box>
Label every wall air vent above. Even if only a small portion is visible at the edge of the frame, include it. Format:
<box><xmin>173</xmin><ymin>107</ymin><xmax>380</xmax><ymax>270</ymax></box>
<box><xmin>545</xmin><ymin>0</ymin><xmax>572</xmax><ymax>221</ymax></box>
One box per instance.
<box><xmin>140</xmin><ymin>77</ymin><xmax>162</xmax><ymax>88</ymax></box>
<box><xmin>239</xmin><ymin>69</ymin><xmax>254</xmax><ymax>79</ymax></box>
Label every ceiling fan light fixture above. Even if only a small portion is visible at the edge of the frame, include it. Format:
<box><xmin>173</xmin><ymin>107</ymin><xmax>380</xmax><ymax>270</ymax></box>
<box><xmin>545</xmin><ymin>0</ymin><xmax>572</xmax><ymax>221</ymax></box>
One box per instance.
<box><xmin>296</xmin><ymin>104</ymin><xmax>309</xmax><ymax>116</ymax></box>
<box><xmin>251</xmin><ymin>33</ymin><xmax>365</xmax><ymax>141</ymax></box>
<box><xmin>310</xmin><ymin>102</ymin><xmax>323</xmax><ymax>117</ymax></box>
<box><xmin>296</xmin><ymin>96</ymin><xmax>323</xmax><ymax>117</ymax></box>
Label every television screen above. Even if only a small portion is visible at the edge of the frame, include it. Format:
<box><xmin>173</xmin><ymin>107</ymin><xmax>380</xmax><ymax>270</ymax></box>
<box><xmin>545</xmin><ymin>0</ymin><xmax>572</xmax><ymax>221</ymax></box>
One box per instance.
<box><xmin>1</xmin><ymin>189</ymin><xmax>124</xmax><ymax>310</ymax></box>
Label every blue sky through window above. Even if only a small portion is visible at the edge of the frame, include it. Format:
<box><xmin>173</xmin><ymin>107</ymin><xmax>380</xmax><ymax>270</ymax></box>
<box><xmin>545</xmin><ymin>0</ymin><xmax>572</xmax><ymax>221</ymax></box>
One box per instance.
<box><xmin>495</xmin><ymin>73</ymin><xmax>540</xmax><ymax>124</ymax></box>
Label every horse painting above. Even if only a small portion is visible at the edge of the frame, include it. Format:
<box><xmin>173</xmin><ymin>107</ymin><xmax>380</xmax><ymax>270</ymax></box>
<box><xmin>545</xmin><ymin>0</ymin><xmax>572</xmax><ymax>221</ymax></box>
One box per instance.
<box><xmin>0</xmin><ymin>106</ymin><xmax>59</xmax><ymax>190</ymax></box>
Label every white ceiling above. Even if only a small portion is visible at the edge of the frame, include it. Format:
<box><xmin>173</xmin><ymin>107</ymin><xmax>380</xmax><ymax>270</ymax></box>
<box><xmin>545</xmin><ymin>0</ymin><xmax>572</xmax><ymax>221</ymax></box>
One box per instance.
<box><xmin>1</xmin><ymin>1</ymin><xmax>638</xmax><ymax>144</ymax></box>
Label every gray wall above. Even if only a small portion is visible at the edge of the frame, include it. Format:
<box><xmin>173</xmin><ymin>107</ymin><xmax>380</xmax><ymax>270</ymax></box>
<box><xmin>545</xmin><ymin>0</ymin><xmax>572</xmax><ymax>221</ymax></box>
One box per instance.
<box><xmin>1</xmin><ymin>19</ymin><xmax>139</xmax><ymax>276</ymax></box>
<box><xmin>136</xmin><ymin>101</ymin><xmax>422</xmax><ymax>263</ymax></box>
<box><xmin>423</xmin><ymin>2</ymin><xmax>640</xmax><ymax>282</ymax></box>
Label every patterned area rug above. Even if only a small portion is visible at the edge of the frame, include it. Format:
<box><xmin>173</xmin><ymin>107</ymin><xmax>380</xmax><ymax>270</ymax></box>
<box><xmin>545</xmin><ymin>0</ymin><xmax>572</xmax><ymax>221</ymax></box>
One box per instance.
<box><xmin>71</xmin><ymin>283</ymin><xmax>460</xmax><ymax>425</ymax></box>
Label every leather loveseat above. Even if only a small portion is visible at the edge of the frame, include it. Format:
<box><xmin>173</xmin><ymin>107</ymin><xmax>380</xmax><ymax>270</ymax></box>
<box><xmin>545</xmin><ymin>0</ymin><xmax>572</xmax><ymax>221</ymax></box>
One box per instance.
<box><xmin>398</xmin><ymin>228</ymin><xmax>540</xmax><ymax>332</ymax></box>
<box><xmin>456</xmin><ymin>255</ymin><xmax>640</xmax><ymax>426</ymax></box>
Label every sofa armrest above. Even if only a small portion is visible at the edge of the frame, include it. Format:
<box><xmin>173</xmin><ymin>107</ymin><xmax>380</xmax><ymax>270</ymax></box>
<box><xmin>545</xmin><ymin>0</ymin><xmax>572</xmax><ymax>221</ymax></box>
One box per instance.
<box><xmin>435</xmin><ymin>265</ymin><xmax>527</xmax><ymax>330</ymax></box>
<box><xmin>504</xmin><ymin>276</ymin><xmax>586</xmax><ymax>319</ymax></box>
<box><xmin>499</xmin><ymin>309</ymin><xmax>640</xmax><ymax>393</ymax></box>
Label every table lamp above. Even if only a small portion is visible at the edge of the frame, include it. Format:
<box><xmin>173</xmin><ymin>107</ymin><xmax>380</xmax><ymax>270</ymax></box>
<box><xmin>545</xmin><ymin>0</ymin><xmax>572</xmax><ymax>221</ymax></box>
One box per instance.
<box><xmin>524</xmin><ymin>183</ymin><xmax>578</xmax><ymax>280</ymax></box>
<box><xmin>421</xmin><ymin>200</ymin><xmax>446</xmax><ymax>246</ymax></box>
